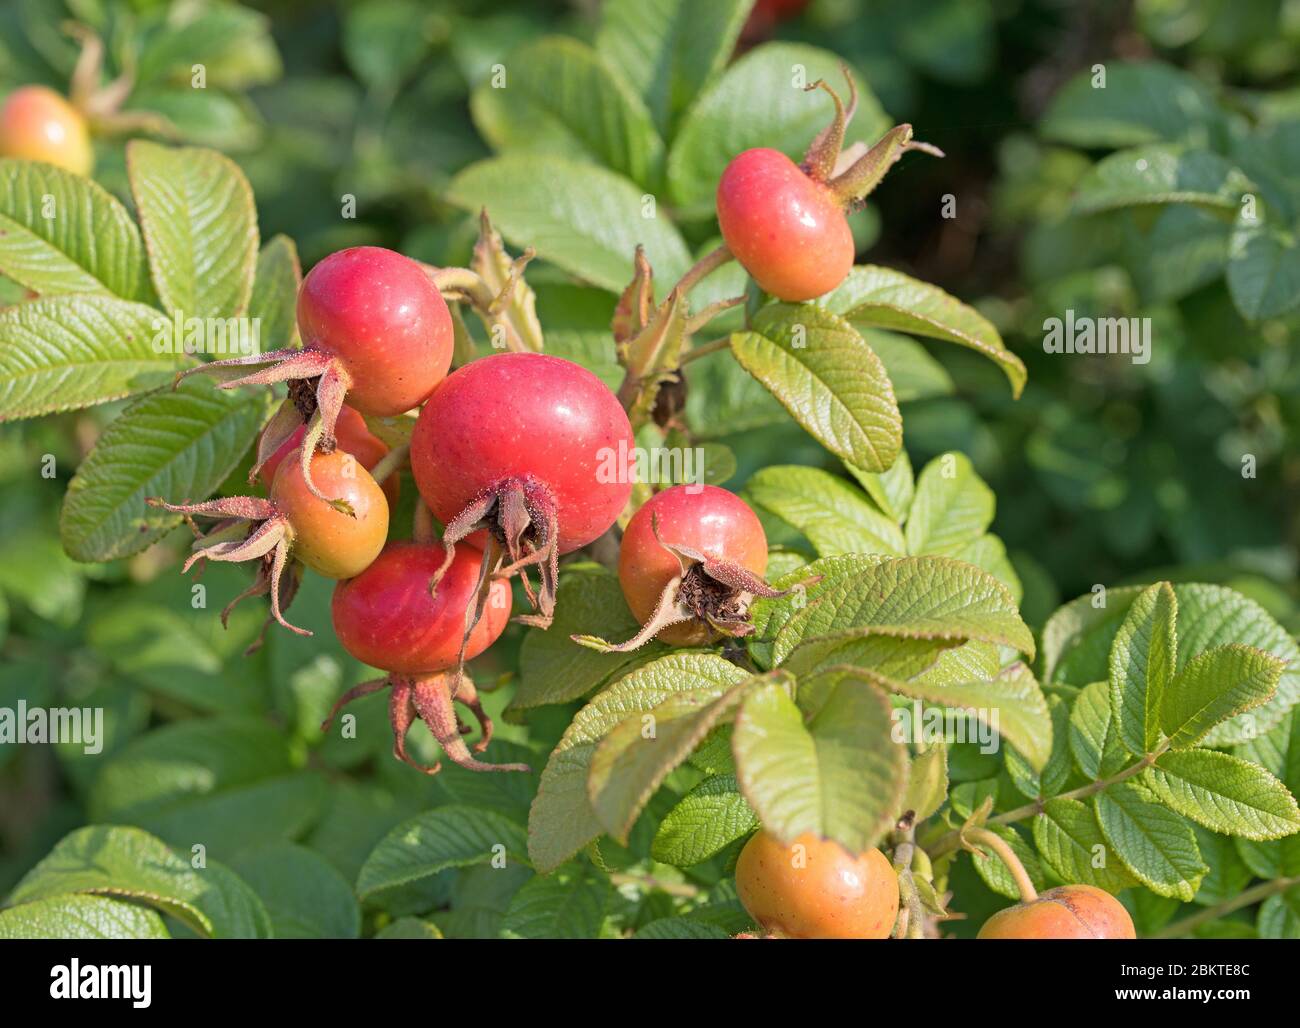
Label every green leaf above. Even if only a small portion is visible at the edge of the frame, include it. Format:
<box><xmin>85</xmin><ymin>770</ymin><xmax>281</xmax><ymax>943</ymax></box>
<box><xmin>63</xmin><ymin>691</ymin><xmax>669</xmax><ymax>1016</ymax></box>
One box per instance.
<box><xmin>374</xmin><ymin>917</ymin><xmax>443</xmax><ymax>939</ymax></box>
<box><xmin>357</xmin><ymin>806</ymin><xmax>530</xmax><ymax>900</ymax></box>
<box><xmin>731</xmin><ymin>675</ymin><xmax>906</xmax><ymax>852</ymax></box>
<box><xmin>88</xmin><ymin>717</ymin><xmax>326</xmax><ymax>859</ymax></box>
<box><xmin>126</xmin><ymin>87</ymin><xmax>263</xmax><ymax>151</ymax></box>
<box><xmin>901</xmin><ymin>743</ymin><xmax>948</xmax><ymax>821</ymax></box>
<box><xmin>471</xmin><ymin>37</ymin><xmax>664</xmax><ymax>189</ymax></box>
<box><xmin>667</xmin><ymin>42</ymin><xmax>889</xmax><ymax>212</ymax></box>
<box><xmin>820</xmin><ymin>265</ymin><xmax>1026</xmax><ymax>397</ymax></box>
<box><xmin>903</xmin><ymin>451</ymin><xmax>995</xmax><ymax>555</ymax></box>
<box><xmin>59</xmin><ymin>376</ymin><xmax>271</xmax><ymax>561</ymax></box>
<box><xmin>0</xmin><ymin>894</ymin><xmax>170</xmax><ymax>940</ymax></box>
<box><xmin>228</xmin><ymin>844</ymin><xmax>361</xmax><ymax>939</ymax></box>
<box><xmin>0</xmin><ymin>295</ymin><xmax>185</xmax><ymax>421</ymax></box>
<box><xmin>9</xmin><ymin>825</ymin><xmax>271</xmax><ymax>938</ymax></box>
<box><xmin>731</xmin><ymin>304</ymin><xmax>902</xmax><ymax>473</ymax></box>
<box><xmin>596</xmin><ymin>0</ymin><xmax>754</xmax><ymax>136</ymax></box>
<box><xmin>1189</xmin><ymin>826</ymin><xmax>1253</xmax><ymax>907</ymax></box>
<box><xmin>1072</xmin><ymin>146</ymin><xmax>1251</xmax><ymax>214</ymax></box>
<box><xmin>136</xmin><ymin>4</ymin><xmax>279</xmax><ymax>89</ymax></box>
<box><xmin>745</xmin><ymin>465</ymin><xmax>905</xmax><ymax>557</ymax></box>
<box><xmin>651</xmin><ymin>774</ymin><xmax>758</xmax><ymax>866</ymax></box>
<box><xmin>0</xmin><ymin>159</ymin><xmax>151</xmax><ymax>300</ymax></box>
<box><xmin>248</xmin><ymin>235</ymin><xmax>302</xmax><ymax>352</ymax></box>
<box><xmin>748</xmin><ymin>554</ymin><xmax>891</xmax><ymax>648</ymax></box>
<box><xmin>765</xmin><ymin>556</ymin><xmax>1035</xmax><ymax>664</ymax></box>
<box><xmin>512</xmin><ymin>565</ymin><xmax>667</xmax><ymax>710</ymax></box>
<box><xmin>1005</xmin><ymin>695</ymin><xmax>1071</xmax><ymax>799</ymax></box>
<box><xmin>1095</xmin><ymin>782</ymin><xmax>1207</xmax><ymax>900</ymax></box>
<box><xmin>1258</xmin><ymin>887</ymin><xmax>1300</xmax><ymax>939</ymax></box>
<box><xmin>1069</xmin><ymin>681</ymin><xmax>1130</xmax><ymax>780</ymax></box>
<box><xmin>846</xmin><ymin>445</ymin><xmax>915</xmax><ymax>523</ymax></box>
<box><xmin>499</xmin><ymin>868</ymin><xmax>611</xmax><ymax>939</ymax></box>
<box><xmin>528</xmin><ymin>652</ymin><xmax>750</xmax><ymax>872</ymax></box>
<box><xmin>1226</xmin><ymin>217</ymin><xmax>1300</xmax><ymax>321</ymax></box>
<box><xmin>1143</xmin><ymin>750</ymin><xmax>1300</xmax><ymax>841</ymax></box>
<box><xmin>588</xmin><ymin>673</ymin><xmax>759</xmax><ymax>842</ymax></box>
<box><xmin>447</xmin><ymin>155</ymin><xmax>691</xmax><ymax>294</ymax></box>
<box><xmin>1041</xmin><ymin>583</ymin><xmax>1300</xmax><ymax>746</ymax></box>
<box><xmin>634</xmin><ymin>917</ymin><xmax>731</xmax><ymax>939</ymax></box>
<box><xmin>857</xmin><ymin>330</ymin><xmax>955</xmax><ymax>403</ymax></box>
<box><xmin>1032</xmin><ymin>798</ymin><xmax>1139</xmax><ymax>892</ymax></box>
<box><xmin>971</xmin><ymin>825</ymin><xmax>1044</xmax><ymax>901</ymax></box>
<box><xmin>342</xmin><ymin>0</ymin><xmax>434</xmax><ymax>90</ymax></box>
<box><xmin>1162</xmin><ymin>644</ymin><xmax>1284</xmax><ymax>750</ymax></box>
<box><xmin>1040</xmin><ymin>61</ymin><xmax>1224</xmax><ymax>148</ymax></box>
<box><xmin>1109</xmin><ymin>581</ymin><xmax>1177</xmax><ymax>756</ymax></box>
<box><xmin>127</xmin><ymin>140</ymin><xmax>258</xmax><ymax>320</ymax></box>
<box><xmin>887</xmin><ymin>662</ymin><xmax>1052</xmax><ymax>772</ymax></box>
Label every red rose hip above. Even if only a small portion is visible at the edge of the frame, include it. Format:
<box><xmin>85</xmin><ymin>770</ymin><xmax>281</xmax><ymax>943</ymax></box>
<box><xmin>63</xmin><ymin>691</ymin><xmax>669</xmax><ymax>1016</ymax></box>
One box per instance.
<box><xmin>716</xmin><ymin>147</ymin><xmax>854</xmax><ymax>302</ymax></box>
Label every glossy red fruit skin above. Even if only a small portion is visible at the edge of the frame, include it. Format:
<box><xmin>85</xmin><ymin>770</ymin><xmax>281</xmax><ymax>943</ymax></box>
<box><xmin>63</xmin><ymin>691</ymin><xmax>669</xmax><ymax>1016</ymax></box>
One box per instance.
<box><xmin>619</xmin><ymin>484</ymin><xmax>767</xmax><ymax>645</ymax></box>
<box><xmin>296</xmin><ymin>246</ymin><xmax>452</xmax><ymax>416</ymax></box>
<box><xmin>977</xmin><ymin>885</ymin><xmax>1136</xmax><ymax>939</ymax></box>
<box><xmin>0</xmin><ymin>86</ymin><xmax>92</xmax><ymax>175</ymax></box>
<box><xmin>332</xmin><ymin>542</ymin><xmax>511</xmax><ymax>674</ymax></box>
<box><xmin>259</xmin><ymin>405</ymin><xmax>399</xmax><ymax>507</ymax></box>
<box><xmin>411</xmin><ymin>353</ymin><xmax>634</xmax><ymax>553</ymax></box>
<box><xmin>271</xmin><ymin>448</ymin><xmax>388</xmax><ymax>579</ymax></box>
<box><xmin>716</xmin><ymin>148</ymin><xmax>854</xmax><ymax>301</ymax></box>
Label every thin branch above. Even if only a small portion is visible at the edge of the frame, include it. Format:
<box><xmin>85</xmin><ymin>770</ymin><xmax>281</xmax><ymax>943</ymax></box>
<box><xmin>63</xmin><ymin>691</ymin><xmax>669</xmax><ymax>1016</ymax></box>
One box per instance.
<box><xmin>679</xmin><ymin>336</ymin><xmax>732</xmax><ymax>366</ymax></box>
<box><xmin>675</xmin><ymin>244</ymin><xmax>734</xmax><ymax>296</ymax></box>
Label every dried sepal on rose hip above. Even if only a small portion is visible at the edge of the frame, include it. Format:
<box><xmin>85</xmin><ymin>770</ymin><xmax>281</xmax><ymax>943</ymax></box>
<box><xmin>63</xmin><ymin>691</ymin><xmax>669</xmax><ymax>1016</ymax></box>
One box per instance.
<box><xmin>573</xmin><ymin>484</ymin><xmax>785</xmax><ymax>651</ymax></box>
<box><xmin>716</xmin><ymin>67</ymin><xmax>942</xmax><ymax>302</ymax></box>
<box><xmin>147</xmin><ymin>447</ymin><xmax>389</xmax><ymax>638</ymax></box>
<box><xmin>410</xmin><ymin>352</ymin><xmax>634</xmax><ymax>629</ymax></box>
<box><xmin>324</xmin><ymin>540</ymin><xmax>528</xmax><ymax>775</ymax></box>
<box><xmin>175</xmin><ymin>246</ymin><xmax>452</xmax><ymax>503</ymax></box>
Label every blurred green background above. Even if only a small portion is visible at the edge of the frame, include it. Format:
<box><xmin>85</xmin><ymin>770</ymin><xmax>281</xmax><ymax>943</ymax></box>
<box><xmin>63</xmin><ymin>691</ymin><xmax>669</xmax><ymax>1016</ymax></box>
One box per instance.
<box><xmin>1</xmin><ymin>0</ymin><xmax>1297</xmax><ymax>932</ymax></box>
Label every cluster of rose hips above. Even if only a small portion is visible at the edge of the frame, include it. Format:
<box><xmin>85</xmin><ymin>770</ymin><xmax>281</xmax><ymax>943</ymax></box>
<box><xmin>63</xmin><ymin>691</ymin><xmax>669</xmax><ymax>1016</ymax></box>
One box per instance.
<box><xmin>146</xmin><ymin>240</ymin><xmax>788</xmax><ymax>776</ymax></box>
<box><xmin>106</xmin><ymin>69</ymin><xmax>1115</xmax><ymax>938</ymax></box>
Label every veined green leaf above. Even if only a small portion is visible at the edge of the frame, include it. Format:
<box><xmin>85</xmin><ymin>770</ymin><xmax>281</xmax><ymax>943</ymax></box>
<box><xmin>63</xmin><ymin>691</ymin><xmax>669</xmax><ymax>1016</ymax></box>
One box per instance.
<box><xmin>731</xmin><ymin>674</ymin><xmax>906</xmax><ymax>853</ymax></box>
<box><xmin>1144</xmin><ymin>749</ymin><xmax>1300</xmax><ymax>841</ymax></box>
<box><xmin>1109</xmin><ymin>581</ymin><xmax>1177</xmax><ymax>756</ymax></box>
<box><xmin>731</xmin><ymin>304</ymin><xmax>902</xmax><ymax>473</ymax></box>
<box><xmin>0</xmin><ymin>159</ymin><xmax>151</xmax><ymax>301</ymax></box>
<box><xmin>1095</xmin><ymin>782</ymin><xmax>1207</xmax><ymax>900</ymax></box>
<box><xmin>127</xmin><ymin>140</ymin><xmax>258</xmax><ymax>320</ymax></box>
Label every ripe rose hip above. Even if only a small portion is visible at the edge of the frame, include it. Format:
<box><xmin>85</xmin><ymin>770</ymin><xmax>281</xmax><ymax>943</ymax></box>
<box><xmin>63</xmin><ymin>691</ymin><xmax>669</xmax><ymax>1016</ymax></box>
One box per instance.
<box><xmin>179</xmin><ymin>246</ymin><xmax>452</xmax><ymax>499</ymax></box>
<box><xmin>977</xmin><ymin>885</ymin><xmax>1136</xmax><ymax>939</ymax></box>
<box><xmin>332</xmin><ymin>542</ymin><xmax>511</xmax><ymax>675</ymax></box>
<box><xmin>324</xmin><ymin>542</ymin><xmax>527</xmax><ymax>775</ymax></box>
<box><xmin>0</xmin><ymin>85</ymin><xmax>93</xmax><ymax>175</ymax></box>
<box><xmin>715</xmin><ymin>74</ymin><xmax>941</xmax><ymax>302</ymax></box>
<box><xmin>736</xmin><ymin>831</ymin><xmax>899</xmax><ymax>939</ymax></box>
<box><xmin>148</xmin><ymin>447</ymin><xmax>389</xmax><ymax>637</ymax></box>
<box><xmin>575</xmin><ymin>485</ymin><xmax>781</xmax><ymax>651</ymax></box>
<box><xmin>411</xmin><ymin>352</ymin><xmax>634</xmax><ymax>626</ymax></box>
<box><xmin>716</xmin><ymin>147</ymin><xmax>854</xmax><ymax>302</ymax></box>
<box><xmin>258</xmin><ymin>404</ymin><xmax>398</xmax><ymax>507</ymax></box>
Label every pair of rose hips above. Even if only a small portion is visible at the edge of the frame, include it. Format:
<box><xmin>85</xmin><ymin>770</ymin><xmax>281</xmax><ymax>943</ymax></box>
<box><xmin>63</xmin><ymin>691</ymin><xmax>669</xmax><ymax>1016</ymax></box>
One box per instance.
<box><xmin>735</xmin><ymin>832</ymin><xmax>1135</xmax><ymax>939</ymax></box>
<box><xmin>152</xmin><ymin>244</ymin><xmax>775</xmax><ymax>771</ymax></box>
